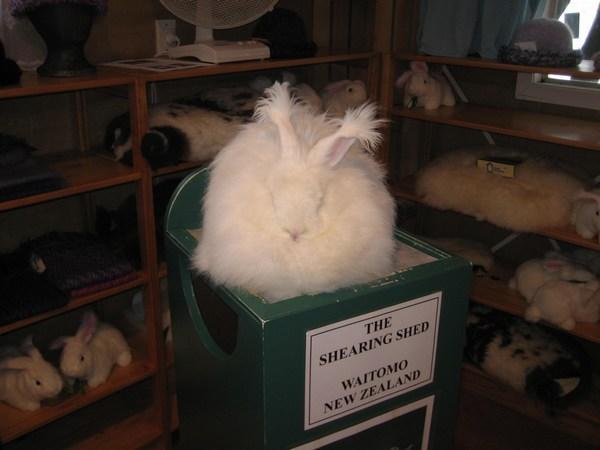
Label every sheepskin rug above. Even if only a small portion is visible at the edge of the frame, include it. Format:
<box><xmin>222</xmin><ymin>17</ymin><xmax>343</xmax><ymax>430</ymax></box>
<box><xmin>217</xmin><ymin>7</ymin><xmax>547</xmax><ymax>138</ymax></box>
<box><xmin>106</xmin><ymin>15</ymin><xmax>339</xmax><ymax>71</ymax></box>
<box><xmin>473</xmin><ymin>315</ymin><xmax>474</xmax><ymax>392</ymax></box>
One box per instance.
<box><xmin>415</xmin><ymin>147</ymin><xmax>588</xmax><ymax>232</ymax></box>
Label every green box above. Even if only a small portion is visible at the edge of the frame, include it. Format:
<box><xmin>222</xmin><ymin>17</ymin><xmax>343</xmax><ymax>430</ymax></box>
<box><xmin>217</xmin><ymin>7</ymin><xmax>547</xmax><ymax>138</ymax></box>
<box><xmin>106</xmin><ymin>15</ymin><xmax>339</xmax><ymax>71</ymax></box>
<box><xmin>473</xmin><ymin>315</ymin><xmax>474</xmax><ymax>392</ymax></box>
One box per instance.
<box><xmin>166</xmin><ymin>168</ymin><xmax>471</xmax><ymax>450</ymax></box>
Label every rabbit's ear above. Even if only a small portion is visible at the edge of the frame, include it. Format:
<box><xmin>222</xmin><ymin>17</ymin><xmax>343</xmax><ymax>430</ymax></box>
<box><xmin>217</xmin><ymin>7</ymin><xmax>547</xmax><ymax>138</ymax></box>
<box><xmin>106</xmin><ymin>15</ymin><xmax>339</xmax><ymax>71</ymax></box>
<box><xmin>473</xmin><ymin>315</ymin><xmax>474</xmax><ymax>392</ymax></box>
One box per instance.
<box><xmin>395</xmin><ymin>71</ymin><xmax>412</xmax><ymax>88</ymax></box>
<box><xmin>49</xmin><ymin>337</ymin><xmax>68</xmax><ymax>350</ymax></box>
<box><xmin>76</xmin><ymin>312</ymin><xmax>97</xmax><ymax>344</ymax></box>
<box><xmin>322</xmin><ymin>80</ymin><xmax>350</xmax><ymax>94</ymax></box>
<box><xmin>254</xmin><ymin>81</ymin><xmax>302</xmax><ymax>160</ymax></box>
<box><xmin>575</xmin><ymin>190</ymin><xmax>600</xmax><ymax>205</ymax></box>
<box><xmin>310</xmin><ymin>103</ymin><xmax>383</xmax><ymax>168</ymax></box>
<box><xmin>1</xmin><ymin>356</ymin><xmax>32</xmax><ymax>370</ymax></box>
<box><xmin>410</xmin><ymin>61</ymin><xmax>428</xmax><ymax>73</ymax></box>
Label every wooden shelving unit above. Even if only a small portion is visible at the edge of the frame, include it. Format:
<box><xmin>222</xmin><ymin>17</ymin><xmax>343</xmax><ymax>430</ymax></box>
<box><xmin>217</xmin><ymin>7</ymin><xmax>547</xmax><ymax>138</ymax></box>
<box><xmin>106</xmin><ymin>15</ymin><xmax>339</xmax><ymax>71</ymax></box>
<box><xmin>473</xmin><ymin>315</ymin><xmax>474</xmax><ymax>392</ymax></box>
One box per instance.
<box><xmin>390</xmin><ymin>53</ymin><xmax>600</xmax><ymax>447</ymax></box>
<box><xmin>392</xmin><ymin>103</ymin><xmax>600</xmax><ymax>151</ymax></box>
<box><xmin>392</xmin><ymin>178</ymin><xmax>600</xmax><ymax>251</ymax></box>
<box><xmin>0</xmin><ymin>70</ymin><xmax>170</xmax><ymax>449</ymax></box>
<box><xmin>1</xmin><ymin>32</ymin><xmax>381</xmax><ymax>447</ymax></box>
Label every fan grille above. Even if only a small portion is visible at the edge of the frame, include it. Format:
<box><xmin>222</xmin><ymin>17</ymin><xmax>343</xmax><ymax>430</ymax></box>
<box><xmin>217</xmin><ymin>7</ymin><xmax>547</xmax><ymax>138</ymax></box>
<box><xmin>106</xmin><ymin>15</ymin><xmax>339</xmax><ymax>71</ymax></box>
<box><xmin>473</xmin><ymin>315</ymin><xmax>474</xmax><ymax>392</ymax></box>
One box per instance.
<box><xmin>160</xmin><ymin>0</ymin><xmax>278</xmax><ymax>29</ymax></box>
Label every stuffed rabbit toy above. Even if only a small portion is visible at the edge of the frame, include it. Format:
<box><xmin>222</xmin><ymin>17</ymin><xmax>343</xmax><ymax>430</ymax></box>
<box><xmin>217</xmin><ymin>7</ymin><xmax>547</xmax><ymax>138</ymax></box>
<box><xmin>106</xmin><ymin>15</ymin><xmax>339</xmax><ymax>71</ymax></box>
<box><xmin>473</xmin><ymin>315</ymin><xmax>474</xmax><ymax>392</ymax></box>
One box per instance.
<box><xmin>0</xmin><ymin>337</ymin><xmax>63</xmax><ymax>411</ymax></box>
<box><xmin>509</xmin><ymin>254</ymin><xmax>596</xmax><ymax>302</ymax></box>
<box><xmin>571</xmin><ymin>189</ymin><xmax>600</xmax><ymax>243</ymax></box>
<box><xmin>320</xmin><ymin>80</ymin><xmax>368</xmax><ymax>117</ymax></box>
<box><xmin>525</xmin><ymin>279</ymin><xmax>600</xmax><ymax>330</ymax></box>
<box><xmin>51</xmin><ymin>311</ymin><xmax>132</xmax><ymax>388</ymax></box>
<box><xmin>395</xmin><ymin>61</ymin><xmax>455</xmax><ymax>110</ymax></box>
<box><xmin>193</xmin><ymin>82</ymin><xmax>396</xmax><ymax>302</ymax></box>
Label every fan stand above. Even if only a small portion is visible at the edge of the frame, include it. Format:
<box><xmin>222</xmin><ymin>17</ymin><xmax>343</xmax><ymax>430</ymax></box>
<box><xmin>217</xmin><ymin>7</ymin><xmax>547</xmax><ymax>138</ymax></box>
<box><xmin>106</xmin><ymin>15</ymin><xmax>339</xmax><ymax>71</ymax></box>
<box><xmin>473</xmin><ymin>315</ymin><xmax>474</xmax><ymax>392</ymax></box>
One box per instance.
<box><xmin>167</xmin><ymin>25</ymin><xmax>270</xmax><ymax>64</ymax></box>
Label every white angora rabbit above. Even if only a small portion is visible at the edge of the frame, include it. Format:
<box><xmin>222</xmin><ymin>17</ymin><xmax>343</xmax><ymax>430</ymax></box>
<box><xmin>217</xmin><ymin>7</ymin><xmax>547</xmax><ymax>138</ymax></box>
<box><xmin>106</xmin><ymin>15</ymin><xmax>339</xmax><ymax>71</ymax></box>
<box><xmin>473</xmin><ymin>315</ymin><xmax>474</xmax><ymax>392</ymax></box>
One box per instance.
<box><xmin>193</xmin><ymin>82</ymin><xmax>396</xmax><ymax>302</ymax></box>
<box><xmin>0</xmin><ymin>337</ymin><xmax>64</xmax><ymax>411</ymax></box>
<box><xmin>51</xmin><ymin>311</ymin><xmax>132</xmax><ymax>388</ymax></box>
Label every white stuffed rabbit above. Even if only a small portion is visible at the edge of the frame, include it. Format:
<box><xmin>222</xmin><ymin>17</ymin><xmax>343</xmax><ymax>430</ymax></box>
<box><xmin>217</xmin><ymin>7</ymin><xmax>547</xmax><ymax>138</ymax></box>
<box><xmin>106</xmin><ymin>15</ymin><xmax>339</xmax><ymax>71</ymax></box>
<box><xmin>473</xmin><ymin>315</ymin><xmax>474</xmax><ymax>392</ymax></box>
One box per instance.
<box><xmin>320</xmin><ymin>80</ymin><xmax>368</xmax><ymax>117</ymax></box>
<box><xmin>509</xmin><ymin>255</ymin><xmax>595</xmax><ymax>302</ymax></box>
<box><xmin>51</xmin><ymin>311</ymin><xmax>132</xmax><ymax>388</ymax></box>
<box><xmin>571</xmin><ymin>190</ymin><xmax>600</xmax><ymax>242</ymax></box>
<box><xmin>193</xmin><ymin>82</ymin><xmax>396</xmax><ymax>302</ymax></box>
<box><xmin>0</xmin><ymin>337</ymin><xmax>63</xmax><ymax>411</ymax></box>
<box><xmin>395</xmin><ymin>61</ymin><xmax>455</xmax><ymax>110</ymax></box>
<box><xmin>525</xmin><ymin>279</ymin><xmax>600</xmax><ymax>330</ymax></box>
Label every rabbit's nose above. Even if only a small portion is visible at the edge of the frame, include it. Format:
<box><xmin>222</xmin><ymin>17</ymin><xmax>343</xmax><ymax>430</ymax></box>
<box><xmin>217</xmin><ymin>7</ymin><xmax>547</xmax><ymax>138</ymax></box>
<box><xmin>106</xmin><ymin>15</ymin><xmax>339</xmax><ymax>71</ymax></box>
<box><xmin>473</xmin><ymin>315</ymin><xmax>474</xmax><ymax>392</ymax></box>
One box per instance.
<box><xmin>285</xmin><ymin>227</ymin><xmax>305</xmax><ymax>242</ymax></box>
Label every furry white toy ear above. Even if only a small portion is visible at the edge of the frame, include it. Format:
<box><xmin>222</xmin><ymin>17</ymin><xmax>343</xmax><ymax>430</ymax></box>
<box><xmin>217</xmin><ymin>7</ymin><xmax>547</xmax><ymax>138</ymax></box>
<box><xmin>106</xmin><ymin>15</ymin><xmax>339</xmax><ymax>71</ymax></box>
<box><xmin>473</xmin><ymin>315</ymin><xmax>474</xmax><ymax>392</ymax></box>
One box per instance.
<box><xmin>574</xmin><ymin>190</ymin><xmax>600</xmax><ymax>203</ymax></box>
<box><xmin>395</xmin><ymin>71</ymin><xmax>412</xmax><ymax>88</ymax></box>
<box><xmin>20</xmin><ymin>336</ymin><xmax>40</xmax><ymax>359</ymax></box>
<box><xmin>0</xmin><ymin>356</ymin><xmax>32</xmax><ymax>370</ymax></box>
<box><xmin>76</xmin><ymin>312</ymin><xmax>98</xmax><ymax>344</ymax></box>
<box><xmin>410</xmin><ymin>61</ymin><xmax>429</xmax><ymax>73</ymax></box>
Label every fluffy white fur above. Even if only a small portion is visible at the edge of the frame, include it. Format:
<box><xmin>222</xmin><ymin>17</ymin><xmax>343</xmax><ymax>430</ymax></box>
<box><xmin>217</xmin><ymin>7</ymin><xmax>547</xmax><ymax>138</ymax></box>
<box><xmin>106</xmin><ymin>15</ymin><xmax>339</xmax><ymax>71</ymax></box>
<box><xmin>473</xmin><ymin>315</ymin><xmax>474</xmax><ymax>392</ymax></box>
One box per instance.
<box><xmin>193</xmin><ymin>82</ymin><xmax>396</xmax><ymax>302</ymax></box>
<box><xmin>509</xmin><ymin>254</ymin><xmax>596</xmax><ymax>302</ymax></box>
<box><xmin>525</xmin><ymin>279</ymin><xmax>600</xmax><ymax>330</ymax></box>
<box><xmin>0</xmin><ymin>337</ymin><xmax>63</xmax><ymax>411</ymax></box>
<box><xmin>415</xmin><ymin>147</ymin><xmax>588</xmax><ymax>232</ymax></box>
<box><xmin>395</xmin><ymin>61</ymin><xmax>455</xmax><ymax>110</ymax></box>
<box><xmin>571</xmin><ymin>189</ymin><xmax>600</xmax><ymax>242</ymax></box>
<box><xmin>52</xmin><ymin>312</ymin><xmax>132</xmax><ymax>388</ymax></box>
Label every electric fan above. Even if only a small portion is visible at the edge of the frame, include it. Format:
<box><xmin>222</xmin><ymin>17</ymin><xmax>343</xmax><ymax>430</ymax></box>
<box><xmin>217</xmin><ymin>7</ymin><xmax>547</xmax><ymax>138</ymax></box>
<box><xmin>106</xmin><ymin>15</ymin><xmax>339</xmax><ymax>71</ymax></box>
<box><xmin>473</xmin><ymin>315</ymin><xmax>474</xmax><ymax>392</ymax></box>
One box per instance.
<box><xmin>160</xmin><ymin>0</ymin><xmax>278</xmax><ymax>63</ymax></box>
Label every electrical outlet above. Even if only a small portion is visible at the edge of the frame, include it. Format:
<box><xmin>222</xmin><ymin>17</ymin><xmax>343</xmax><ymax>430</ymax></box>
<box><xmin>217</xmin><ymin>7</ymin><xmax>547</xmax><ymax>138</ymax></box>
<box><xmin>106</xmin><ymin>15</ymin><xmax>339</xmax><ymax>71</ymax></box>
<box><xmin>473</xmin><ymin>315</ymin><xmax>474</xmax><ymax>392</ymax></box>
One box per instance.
<box><xmin>155</xmin><ymin>19</ymin><xmax>177</xmax><ymax>55</ymax></box>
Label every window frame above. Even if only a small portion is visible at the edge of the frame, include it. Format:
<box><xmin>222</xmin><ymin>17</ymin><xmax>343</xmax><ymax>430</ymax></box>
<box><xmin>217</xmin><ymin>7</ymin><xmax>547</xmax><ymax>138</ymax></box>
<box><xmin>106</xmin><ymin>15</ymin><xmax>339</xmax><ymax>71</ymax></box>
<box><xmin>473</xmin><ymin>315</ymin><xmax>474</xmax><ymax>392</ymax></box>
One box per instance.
<box><xmin>515</xmin><ymin>69</ymin><xmax>600</xmax><ymax>111</ymax></box>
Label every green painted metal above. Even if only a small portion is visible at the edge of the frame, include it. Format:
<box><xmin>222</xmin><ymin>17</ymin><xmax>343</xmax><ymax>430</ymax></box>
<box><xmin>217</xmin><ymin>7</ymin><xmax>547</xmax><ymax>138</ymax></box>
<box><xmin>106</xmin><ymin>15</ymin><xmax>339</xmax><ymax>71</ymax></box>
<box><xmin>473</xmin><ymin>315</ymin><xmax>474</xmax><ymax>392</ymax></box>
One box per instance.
<box><xmin>166</xmin><ymin>167</ymin><xmax>471</xmax><ymax>449</ymax></box>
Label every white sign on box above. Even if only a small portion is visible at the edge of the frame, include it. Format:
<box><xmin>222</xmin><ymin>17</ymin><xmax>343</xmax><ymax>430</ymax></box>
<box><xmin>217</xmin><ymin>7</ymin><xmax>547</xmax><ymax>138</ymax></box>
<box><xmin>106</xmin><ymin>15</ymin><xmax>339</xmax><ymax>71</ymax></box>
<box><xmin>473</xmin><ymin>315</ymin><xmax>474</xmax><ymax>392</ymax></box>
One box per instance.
<box><xmin>304</xmin><ymin>292</ymin><xmax>441</xmax><ymax>429</ymax></box>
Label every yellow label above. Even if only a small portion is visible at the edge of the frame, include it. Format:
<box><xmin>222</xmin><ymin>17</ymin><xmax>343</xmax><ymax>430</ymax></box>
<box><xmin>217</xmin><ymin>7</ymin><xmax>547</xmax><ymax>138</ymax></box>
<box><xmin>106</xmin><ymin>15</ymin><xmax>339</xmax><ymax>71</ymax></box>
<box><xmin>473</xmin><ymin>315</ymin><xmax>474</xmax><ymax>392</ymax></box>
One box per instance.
<box><xmin>477</xmin><ymin>159</ymin><xmax>517</xmax><ymax>178</ymax></box>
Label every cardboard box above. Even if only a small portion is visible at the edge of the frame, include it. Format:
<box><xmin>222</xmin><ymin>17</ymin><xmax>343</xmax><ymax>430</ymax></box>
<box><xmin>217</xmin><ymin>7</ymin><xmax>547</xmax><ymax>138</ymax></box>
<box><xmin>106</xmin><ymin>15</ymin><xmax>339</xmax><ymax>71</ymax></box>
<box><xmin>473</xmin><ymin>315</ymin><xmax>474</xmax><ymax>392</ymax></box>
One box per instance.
<box><xmin>166</xmin><ymin>168</ymin><xmax>471</xmax><ymax>450</ymax></box>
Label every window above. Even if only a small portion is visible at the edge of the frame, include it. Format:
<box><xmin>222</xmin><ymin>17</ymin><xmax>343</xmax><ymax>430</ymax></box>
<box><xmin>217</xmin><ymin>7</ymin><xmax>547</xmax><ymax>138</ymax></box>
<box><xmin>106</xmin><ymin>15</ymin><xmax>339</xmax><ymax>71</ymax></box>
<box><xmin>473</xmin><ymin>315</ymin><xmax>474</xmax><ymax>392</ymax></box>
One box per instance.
<box><xmin>514</xmin><ymin>0</ymin><xmax>600</xmax><ymax>110</ymax></box>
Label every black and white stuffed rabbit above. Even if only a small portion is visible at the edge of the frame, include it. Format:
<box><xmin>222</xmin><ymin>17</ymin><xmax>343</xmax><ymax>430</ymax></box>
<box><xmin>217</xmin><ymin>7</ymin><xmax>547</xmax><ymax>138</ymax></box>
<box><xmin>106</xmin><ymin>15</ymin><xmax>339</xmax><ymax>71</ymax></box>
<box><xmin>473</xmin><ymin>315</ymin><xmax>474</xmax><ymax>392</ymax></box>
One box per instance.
<box><xmin>193</xmin><ymin>82</ymin><xmax>396</xmax><ymax>302</ymax></box>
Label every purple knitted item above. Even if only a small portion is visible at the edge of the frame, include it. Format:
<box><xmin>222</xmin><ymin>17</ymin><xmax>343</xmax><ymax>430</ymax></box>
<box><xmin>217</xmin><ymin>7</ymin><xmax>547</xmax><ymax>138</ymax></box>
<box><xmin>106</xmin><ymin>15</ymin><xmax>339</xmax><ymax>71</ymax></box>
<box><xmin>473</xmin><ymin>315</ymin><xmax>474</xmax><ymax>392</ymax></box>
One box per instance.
<box><xmin>23</xmin><ymin>232</ymin><xmax>134</xmax><ymax>296</ymax></box>
<box><xmin>9</xmin><ymin>0</ymin><xmax>107</xmax><ymax>16</ymax></box>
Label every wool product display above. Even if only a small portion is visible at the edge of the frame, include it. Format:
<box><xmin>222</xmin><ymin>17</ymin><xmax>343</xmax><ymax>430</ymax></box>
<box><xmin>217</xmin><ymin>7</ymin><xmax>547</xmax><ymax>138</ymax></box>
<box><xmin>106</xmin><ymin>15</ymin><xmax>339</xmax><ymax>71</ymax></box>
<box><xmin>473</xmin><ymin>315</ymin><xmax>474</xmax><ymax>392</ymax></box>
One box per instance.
<box><xmin>465</xmin><ymin>305</ymin><xmax>591</xmax><ymax>410</ymax></box>
<box><xmin>20</xmin><ymin>232</ymin><xmax>135</xmax><ymax>297</ymax></box>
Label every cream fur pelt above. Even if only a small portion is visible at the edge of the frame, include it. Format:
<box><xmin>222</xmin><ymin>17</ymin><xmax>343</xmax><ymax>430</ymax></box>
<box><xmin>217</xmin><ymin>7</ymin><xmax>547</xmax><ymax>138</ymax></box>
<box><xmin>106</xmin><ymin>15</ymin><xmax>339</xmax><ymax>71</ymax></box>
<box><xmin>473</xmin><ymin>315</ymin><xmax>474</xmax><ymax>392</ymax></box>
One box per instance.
<box><xmin>415</xmin><ymin>147</ymin><xmax>588</xmax><ymax>232</ymax></box>
<box><xmin>193</xmin><ymin>82</ymin><xmax>396</xmax><ymax>302</ymax></box>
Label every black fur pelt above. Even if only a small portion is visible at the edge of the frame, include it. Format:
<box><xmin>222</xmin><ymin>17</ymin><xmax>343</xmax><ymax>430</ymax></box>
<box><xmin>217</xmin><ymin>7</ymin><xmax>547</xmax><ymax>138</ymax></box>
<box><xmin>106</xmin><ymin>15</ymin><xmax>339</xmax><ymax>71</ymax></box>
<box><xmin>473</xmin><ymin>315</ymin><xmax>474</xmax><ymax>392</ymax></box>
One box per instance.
<box><xmin>465</xmin><ymin>305</ymin><xmax>591</xmax><ymax>413</ymax></box>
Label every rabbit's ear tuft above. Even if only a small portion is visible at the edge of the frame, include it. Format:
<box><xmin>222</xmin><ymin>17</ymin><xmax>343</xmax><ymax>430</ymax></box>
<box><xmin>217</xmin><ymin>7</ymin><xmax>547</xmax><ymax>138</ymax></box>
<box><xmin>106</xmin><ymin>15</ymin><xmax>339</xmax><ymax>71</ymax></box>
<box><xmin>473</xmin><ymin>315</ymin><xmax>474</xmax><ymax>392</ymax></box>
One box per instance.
<box><xmin>254</xmin><ymin>81</ymin><xmax>302</xmax><ymax>160</ymax></box>
<box><xmin>310</xmin><ymin>103</ymin><xmax>383</xmax><ymax>168</ymax></box>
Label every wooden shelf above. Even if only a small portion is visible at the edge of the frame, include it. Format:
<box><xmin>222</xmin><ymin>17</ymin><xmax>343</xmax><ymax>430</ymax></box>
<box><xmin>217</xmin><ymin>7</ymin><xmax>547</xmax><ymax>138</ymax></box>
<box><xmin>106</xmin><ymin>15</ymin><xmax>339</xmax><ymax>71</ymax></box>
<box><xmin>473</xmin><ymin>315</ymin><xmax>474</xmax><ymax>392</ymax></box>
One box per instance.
<box><xmin>0</xmin><ymin>69</ymin><xmax>134</xmax><ymax>100</ymax></box>
<box><xmin>0</xmin><ymin>271</ymin><xmax>148</xmax><ymax>335</ymax></box>
<box><xmin>395</xmin><ymin>53</ymin><xmax>600</xmax><ymax>80</ymax></box>
<box><xmin>392</xmin><ymin>181</ymin><xmax>600</xmax><ymax>342</ymax></box>
<box><xmin>391</xmin><ymin>179</ymin><xmax>600</xmax><ymax>252</ymax></box>
<box><xmin>0</xmin><ymin>154</ymin><xmax>141</xmax><ymax>212</ymax></box>
<box><xmin>74</xmin><ymin>409</ymin><xmax>162</xmax><ymax>450</ymax></box>
<box><xmin>2</xmin><ymin>379</ymin><xmax>161</xmax><ymax>450</ymax></box>
<box><xmin>105</xmin><ymin>49</ymin><xmax>377</xmax><ymax>82</ymax></box>
<box><xmin>471</xmin><ymin>276</ymin><xmax>600</xmax><ymax>344</ymax></box>
<box><xmin>0</xmin><ymin>333</ymin><xmax>154</xmax><ymax>443</ymax></box>
<box><xmin>392</xmin><ymin>104</ymin><xmax>600</xmax><ymax>151</ymax></box>
<box><xmin>153</xmin><ymin>160</ymin><xmax>208</xmax><ymax>178</ymax></box>
<box><xmin>460</xmin><ymin>363</ymin><xmax>600</xmax><ymax>446</ymax></box>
